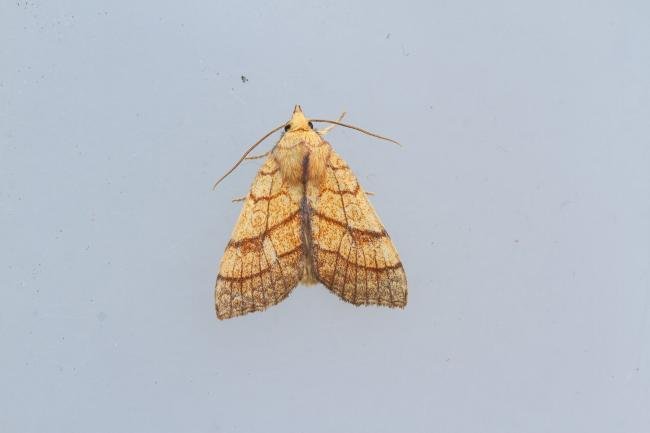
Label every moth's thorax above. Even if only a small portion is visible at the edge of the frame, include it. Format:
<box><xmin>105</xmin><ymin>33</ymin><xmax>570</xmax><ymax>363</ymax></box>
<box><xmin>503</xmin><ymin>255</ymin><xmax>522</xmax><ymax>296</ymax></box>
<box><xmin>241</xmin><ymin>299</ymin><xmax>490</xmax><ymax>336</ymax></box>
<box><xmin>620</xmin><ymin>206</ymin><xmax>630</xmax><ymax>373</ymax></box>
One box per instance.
<box><xmin>273</xmin><ymin>131</ymin><xmax>330</xmax><ymax>186</ymax></box>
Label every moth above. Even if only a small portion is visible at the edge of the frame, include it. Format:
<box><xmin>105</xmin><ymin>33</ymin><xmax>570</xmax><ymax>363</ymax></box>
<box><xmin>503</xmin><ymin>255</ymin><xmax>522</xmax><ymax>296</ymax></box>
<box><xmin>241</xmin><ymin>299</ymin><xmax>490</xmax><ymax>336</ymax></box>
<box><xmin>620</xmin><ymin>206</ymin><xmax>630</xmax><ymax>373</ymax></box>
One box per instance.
<box><xmin>213</xmin><ymin>105</ymin><xmax>407</xmax><ymax>319</ymax></box>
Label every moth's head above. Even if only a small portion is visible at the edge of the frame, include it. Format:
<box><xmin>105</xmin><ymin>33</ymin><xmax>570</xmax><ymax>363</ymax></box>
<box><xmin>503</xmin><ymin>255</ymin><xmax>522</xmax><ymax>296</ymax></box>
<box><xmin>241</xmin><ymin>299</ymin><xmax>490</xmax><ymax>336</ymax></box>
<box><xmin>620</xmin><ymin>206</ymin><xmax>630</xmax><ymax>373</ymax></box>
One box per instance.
<box><xmin>284</xmin><ymin>104</ymin><xmax>314</xmax><ymax>133</ymax></box>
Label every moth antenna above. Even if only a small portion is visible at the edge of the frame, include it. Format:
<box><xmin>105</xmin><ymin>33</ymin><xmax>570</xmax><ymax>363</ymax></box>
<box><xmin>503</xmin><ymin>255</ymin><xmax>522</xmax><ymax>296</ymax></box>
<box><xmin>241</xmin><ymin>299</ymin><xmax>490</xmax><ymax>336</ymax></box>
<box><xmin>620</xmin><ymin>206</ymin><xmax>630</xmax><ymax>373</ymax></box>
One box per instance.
<box><xmin>212</xmin><ymin>124</ymin><xmax>286</xmax><ymax>190</ymax></box>
<box><xmin>310</xmin><ymin>119</ymin><xmax>402</xmax><ymax>147</ymax></box>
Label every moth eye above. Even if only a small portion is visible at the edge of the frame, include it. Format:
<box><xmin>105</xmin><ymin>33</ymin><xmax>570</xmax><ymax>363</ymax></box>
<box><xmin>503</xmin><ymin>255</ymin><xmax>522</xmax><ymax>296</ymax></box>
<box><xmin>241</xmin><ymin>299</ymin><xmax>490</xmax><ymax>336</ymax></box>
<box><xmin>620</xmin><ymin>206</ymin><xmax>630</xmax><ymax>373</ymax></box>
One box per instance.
<box><xmin>284</xmin><ymin>124</ymin><xmax>291</xmax><ymax>132</ymax></box>
<box><xmin>308</xmin><ymin>121</ymin><xmax>314</xmax><ymax>129</ymax></box>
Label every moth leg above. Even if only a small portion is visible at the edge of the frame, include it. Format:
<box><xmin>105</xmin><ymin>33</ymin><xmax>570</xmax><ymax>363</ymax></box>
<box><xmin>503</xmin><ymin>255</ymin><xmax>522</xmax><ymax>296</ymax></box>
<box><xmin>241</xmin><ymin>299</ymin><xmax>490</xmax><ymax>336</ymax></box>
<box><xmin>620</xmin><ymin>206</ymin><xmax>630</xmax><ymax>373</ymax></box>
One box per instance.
<box><xmin>231</xmin><ymin>196</ymin><xmax>247</xmax><ymax>203</ymax></box>
<box><xmin>317</xmin><ymin>112</ymin><xmax>346</xmax><ymax>136</ymax></box>
<box><xmin>244</xmin><ymin>151</ymin><xmax>270</xmax><ymax>161</ymax></box>
<box><xmin>365</xmin><ymin>191</ymin><xmax>375</xmax><ymax>196</ymax></box>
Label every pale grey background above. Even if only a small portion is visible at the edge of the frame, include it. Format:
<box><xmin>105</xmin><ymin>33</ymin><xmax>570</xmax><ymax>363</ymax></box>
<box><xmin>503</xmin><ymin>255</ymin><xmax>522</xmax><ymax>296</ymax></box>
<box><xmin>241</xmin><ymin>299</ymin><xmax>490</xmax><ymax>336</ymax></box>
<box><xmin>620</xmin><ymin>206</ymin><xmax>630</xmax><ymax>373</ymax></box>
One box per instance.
<box><xmin>1</xmin><ymin>1</ymin><xmax>649</xmax><ymax>432</ymax></box>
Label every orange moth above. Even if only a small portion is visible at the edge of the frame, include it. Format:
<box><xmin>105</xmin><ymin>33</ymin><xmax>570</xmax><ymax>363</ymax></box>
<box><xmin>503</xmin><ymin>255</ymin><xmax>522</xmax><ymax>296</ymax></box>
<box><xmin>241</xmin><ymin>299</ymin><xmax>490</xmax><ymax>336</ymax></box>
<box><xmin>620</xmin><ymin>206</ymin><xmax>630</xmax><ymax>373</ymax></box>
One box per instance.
<box><xmin>213</xmin><ymin>105</ymin><xmax>407</xmax><ymax>319</ymax></box>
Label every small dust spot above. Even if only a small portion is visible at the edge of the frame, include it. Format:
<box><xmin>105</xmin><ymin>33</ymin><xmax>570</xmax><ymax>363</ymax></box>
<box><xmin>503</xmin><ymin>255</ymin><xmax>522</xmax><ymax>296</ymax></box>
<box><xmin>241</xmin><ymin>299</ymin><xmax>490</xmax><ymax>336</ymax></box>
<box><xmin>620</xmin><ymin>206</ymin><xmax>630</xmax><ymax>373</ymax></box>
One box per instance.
<box><xmin>97</xmin><ymin>311</ymin><xmax>107</xmax><ymax>322</ymax></box>
<box><xmin>385</xmin><ymin>33</ymin><xmax>391</xmax><ymax>39</ymax></box>
<box><xmin>241</xmin><ymin>75</ymin><xmax>248</xmax><ymax>83</ymax></box>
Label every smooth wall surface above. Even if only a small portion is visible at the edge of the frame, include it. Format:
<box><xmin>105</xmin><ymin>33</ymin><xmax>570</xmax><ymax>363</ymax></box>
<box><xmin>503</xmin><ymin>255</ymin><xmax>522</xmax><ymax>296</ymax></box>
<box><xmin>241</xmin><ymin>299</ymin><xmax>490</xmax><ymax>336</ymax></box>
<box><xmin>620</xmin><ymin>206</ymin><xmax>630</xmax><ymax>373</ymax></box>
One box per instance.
<box><xmin>1</xmin><ymin>1</ymin><xmax>649</xmax><ymax>432</ymax></box>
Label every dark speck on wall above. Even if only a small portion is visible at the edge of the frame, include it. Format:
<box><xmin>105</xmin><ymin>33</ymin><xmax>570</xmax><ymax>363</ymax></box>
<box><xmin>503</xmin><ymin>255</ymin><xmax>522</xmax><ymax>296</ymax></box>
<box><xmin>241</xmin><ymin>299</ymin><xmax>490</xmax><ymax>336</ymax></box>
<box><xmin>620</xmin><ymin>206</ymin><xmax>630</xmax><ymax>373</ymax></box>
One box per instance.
<box><xmin>241</xmin><ymin>75</ymin><xmax>248</xmax><ymax>83</ymax></box>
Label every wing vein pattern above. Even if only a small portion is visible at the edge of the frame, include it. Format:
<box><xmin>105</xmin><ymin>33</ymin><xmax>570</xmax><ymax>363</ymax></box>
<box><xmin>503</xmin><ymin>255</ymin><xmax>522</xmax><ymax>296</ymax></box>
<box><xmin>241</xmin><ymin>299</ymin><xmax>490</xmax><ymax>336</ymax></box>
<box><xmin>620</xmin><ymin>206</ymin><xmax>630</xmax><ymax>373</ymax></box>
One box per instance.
<box><xmin>310</xmin><ymin>150</ymin><xmax>407</xmax><ymax>307</ymax></box>
<box><xmin>215</xmin><ymin>156</ymin><xmax>303</xmax><ymax>319</ymax></box>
